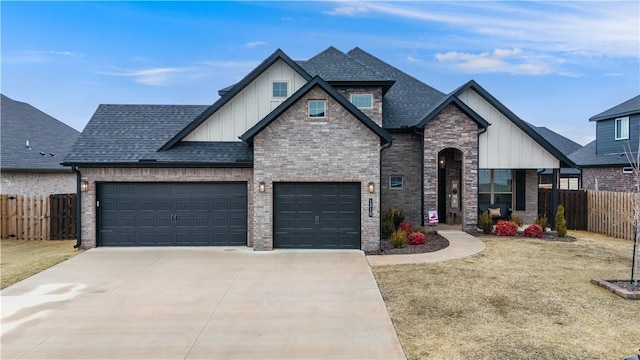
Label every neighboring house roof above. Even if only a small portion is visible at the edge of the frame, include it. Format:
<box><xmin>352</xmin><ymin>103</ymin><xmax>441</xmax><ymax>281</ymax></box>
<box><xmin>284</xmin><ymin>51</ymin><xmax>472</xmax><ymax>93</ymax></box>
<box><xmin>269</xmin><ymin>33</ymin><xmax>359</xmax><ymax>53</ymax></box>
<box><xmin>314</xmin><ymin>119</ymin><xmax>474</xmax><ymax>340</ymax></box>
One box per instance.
<box><xmin>1</xmin><ymin>94</ymin><xmax>79</xmax><ymax>172</ymax></box>
<box><xmin>569</xmin><ymin>140</ymin><xmax>637</xmax><ymax>167</ymax></box>
<box><xmin>63</xmin><ymin>104</ymin><xmax>251</xmax><ymax>167</ymax></box>
<box><xmin>240</xmin><ymin>76</ymin><xmax>392</xmax><ymax>144</ymax></box>
<box><xmin>346</xmin><ymin>47</ymin><xmax>447</xmax><ymax>129</ymax></box>
<box><xmin>160</xmin><ymin>49</ymin><xmax>312</xmax><ymax>151</ymax></box>
<box><xmin>589</xmin><ymin>94</ymin><xmax>640</xmax><ymax>121</ymax></box>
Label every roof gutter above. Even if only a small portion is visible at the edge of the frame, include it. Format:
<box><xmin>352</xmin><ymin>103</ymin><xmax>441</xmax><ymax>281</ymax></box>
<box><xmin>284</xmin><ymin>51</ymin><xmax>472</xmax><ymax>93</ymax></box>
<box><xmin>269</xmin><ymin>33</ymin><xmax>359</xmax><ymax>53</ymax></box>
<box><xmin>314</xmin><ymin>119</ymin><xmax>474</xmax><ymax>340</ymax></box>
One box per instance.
<box><xmin>71</xmin><ymin>165</ymin><xmax>82</xmax><ymax>249</ymax></box>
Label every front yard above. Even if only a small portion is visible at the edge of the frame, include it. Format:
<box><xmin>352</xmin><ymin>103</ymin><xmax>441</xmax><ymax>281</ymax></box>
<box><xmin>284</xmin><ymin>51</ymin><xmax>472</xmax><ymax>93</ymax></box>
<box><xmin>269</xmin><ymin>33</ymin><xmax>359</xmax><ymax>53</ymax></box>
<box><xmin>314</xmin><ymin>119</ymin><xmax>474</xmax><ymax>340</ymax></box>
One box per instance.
<box><xmin>373</xmin><ymin>231</ymin><xmax>639</xmax><ymax>360</ymax></box>
<box><xmin>1</xmin><ymin>239</ymin><xmax>80</xmax><ymax>289</ymax></box>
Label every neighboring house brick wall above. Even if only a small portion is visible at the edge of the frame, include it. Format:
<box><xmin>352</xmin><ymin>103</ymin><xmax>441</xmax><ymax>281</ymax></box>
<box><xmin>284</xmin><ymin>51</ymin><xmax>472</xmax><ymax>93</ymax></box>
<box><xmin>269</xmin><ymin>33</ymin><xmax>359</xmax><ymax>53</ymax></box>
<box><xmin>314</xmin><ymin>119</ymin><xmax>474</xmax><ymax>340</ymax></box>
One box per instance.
<box><xmin>1</xmin><ymin>172</ymin><xmax>76</xmax><ymax>195</ymax></box>
<box><xmin>253</xmin><ymin>86</ymin><xmax>381</xmax><ymax>252</ymax></box>
<box><xmin>582</xmin><ymin>167</ymin><xmax>635</xmax><ymax>192</ymax></box>
<box><xmin>423</xmin><ymin>104</ymin><xmax>479</xmax><ymax>232</ymax></box>
<box><xmin>78</xmin><ymin>167</ymin><xmax>253</xmax><ymax>249</ymax></box>
<box><xmin>381</xmin><ymin>132</ymin><xmax>423</xmax><ymax>225</ymax></box>
<box><xmin>335</xmin><ymin>87</ymin><xmax>383</xmax><ymax>126</ymax></box>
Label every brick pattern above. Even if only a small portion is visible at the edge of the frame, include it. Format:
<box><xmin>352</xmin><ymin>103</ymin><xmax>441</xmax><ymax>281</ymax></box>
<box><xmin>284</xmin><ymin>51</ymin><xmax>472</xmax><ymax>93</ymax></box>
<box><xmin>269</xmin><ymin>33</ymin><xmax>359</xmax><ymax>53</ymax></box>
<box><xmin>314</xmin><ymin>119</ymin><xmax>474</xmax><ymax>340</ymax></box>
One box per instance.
<box><xmin>582</xmin><ymin>167</ymin><xmax>636</xmax><ymax>192</ymax></box>
<box><xmin>78</xmin><ymin>167</ymin><xmax>253</xmax><ymax>249</ymax></box>
<box><xmin>423</xmin><ymin>104</ymin><xmax>479</xmax><ymax>232</ymax></box>
<box><xmin>381</xmin><ymin>132</ymin><xmax>423</xmax><ymax>224</ymax></box>
<box><xmin>1</xmin><ymin>172</ymin><xmax>76</xmax><ymax>195</ymax></box>
<box><xmin>253</xmin><ymin>86</ymin><xmax>381</xmax><ymax>252</ymax></box>
<box><xmin>522</xmin><ymin>169</ymin><xmax>539</xmax><ymax>223</ymax></box>
<box><xmin>335</xmin><ymin>87</ymin><xmax>383</xmax><ymax>126</ymax></box>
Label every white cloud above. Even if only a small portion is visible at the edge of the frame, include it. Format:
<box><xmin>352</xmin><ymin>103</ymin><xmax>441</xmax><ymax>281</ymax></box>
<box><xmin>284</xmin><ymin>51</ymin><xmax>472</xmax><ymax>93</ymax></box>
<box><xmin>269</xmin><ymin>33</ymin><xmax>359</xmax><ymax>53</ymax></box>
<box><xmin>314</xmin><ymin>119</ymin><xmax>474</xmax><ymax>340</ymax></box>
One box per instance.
<box><xmin>98</xmin><ymin>67</ymin><xmax>191</xmax><ymax>86</ymax></box>
<box><xmin>246</xmin><ymin>41</ymin><xmax>267</xmax><ymax>49</ymax></box>
<box><xmin>435</xmin><ymin>48</ymin><xmax>556</xmax><ymax>76</ymax></box>
<box><xmin>323</xmin><ymin>5</ymin><xmax>369</xmax><ymax>16</ymax></box>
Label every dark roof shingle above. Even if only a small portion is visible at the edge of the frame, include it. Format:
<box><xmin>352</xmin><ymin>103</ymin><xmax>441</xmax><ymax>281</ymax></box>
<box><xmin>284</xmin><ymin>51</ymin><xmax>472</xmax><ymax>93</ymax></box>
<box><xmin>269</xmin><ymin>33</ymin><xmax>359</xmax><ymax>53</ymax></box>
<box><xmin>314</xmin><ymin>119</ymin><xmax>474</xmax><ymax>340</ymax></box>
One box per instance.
<box><xmin>590</xmin><ymin>94</ymin><xmax>640</xmax><ymax>121</ymax></box>
<box><xmin>1</xmin><ymin>94</ymin><xmax>80</xmax><ymax>171</ymax></box>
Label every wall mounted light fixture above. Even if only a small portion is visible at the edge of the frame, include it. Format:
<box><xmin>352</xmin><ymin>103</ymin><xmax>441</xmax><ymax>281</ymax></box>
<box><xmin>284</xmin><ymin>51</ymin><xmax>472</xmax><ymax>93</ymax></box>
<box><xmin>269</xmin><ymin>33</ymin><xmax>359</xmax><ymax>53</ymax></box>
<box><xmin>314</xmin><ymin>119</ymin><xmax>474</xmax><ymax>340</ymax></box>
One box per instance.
<box><xmin>368</xmin><ymin>182</ymin><xmax>375</xmax><ymax>193</ymax></box>
<box><xmin>259</xmin><ymin>182</ymin><xmax>266</xmax><ymax>193</ymax></box>
<box><xmin>81</xmin><ymin>180</ymin><xmax>89</xmax><ymax>192</ymax></box>
<box><xmin>439</xmin><ymin>156</ymin><xmax>445</xmax><ymax>169</ymax></box>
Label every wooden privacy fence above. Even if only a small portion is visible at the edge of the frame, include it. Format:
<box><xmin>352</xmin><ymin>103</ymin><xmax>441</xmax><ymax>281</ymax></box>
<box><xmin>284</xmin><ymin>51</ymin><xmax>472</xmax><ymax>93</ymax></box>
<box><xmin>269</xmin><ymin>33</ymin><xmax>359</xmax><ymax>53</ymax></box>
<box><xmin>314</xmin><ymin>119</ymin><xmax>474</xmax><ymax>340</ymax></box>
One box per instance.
<box><xmin>588</xmin><ymin>191</ymin><xmax>637</xmax><ymax>241</ymax></box>
<box><xmin>0</xmin><ymin>194</ymin><xmax>76</xmax><ymax>240</ymax></box>
<box><xmin>538</xmin><ymin>189</ymin><xmax>588</xmax><ymax>230</ymax></box>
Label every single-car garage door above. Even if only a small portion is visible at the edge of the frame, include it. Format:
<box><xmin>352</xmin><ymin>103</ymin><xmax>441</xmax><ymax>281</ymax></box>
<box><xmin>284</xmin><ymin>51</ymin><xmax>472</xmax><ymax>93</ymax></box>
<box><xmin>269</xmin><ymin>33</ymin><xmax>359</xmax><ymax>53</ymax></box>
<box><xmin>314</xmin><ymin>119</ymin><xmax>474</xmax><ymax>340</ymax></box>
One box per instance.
<box><xmin>274</xmin><ymin>182</ymin><xmax>361</xmax><ymax>249</ymax></box>
<box><xmin>98</xmin><ymin>182</ymin><xmax>247</xmax><ymax>246</ymax></box>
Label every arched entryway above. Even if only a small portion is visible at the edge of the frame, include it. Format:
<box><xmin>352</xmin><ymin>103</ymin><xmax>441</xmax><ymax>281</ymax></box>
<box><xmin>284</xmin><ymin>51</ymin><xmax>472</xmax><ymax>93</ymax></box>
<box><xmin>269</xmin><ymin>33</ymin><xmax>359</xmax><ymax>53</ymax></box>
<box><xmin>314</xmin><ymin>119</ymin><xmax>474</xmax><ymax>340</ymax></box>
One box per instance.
<box><xmin>437</xmin><ymin>148</ymin><xmax>464</xmax><ymax>226</ymax></box>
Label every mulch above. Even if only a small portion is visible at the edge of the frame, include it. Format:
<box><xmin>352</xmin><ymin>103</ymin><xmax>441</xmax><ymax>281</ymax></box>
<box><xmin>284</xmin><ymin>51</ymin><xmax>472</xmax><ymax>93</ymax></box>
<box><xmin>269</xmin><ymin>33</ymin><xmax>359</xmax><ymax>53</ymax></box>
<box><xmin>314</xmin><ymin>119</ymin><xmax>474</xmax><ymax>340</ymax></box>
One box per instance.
<box><xmin>365</xmin><ymin>232</ymin><xmax>450</xmax><ymax>255</ymax></box>
<box><xmin>472</xmin><ymin>230</ymin><xmax>577</xmax><ymax>242</ymax></box>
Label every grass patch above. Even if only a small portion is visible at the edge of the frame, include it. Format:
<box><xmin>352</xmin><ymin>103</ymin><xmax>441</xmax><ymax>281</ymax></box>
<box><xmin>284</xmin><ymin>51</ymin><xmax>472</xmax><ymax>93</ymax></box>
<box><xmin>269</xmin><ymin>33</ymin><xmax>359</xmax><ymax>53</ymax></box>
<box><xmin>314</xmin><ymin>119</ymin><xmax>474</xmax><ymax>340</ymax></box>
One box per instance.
<box><xmin>373</xmin><ymin>231</ymin><xmax>640</xmax><ymax>360</ymax></box>
<box><xmin>1</xmin><ymin>239</ymin><xmax>81</xmax><ymax>289</ymax></box>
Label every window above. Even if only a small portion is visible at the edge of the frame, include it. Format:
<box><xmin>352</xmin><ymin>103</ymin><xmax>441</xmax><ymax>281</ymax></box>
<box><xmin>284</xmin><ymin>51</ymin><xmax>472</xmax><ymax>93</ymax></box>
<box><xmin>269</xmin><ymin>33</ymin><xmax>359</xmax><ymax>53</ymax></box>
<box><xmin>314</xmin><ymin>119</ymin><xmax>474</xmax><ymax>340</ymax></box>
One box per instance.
<box><xmin>615</xmin><ymin>116</ymin><xmax>629</xmax><ymax>140</ymax></box>
<box><xmin>272</xmin><ymin>81</ymin><xmax>288</xmax><ymax>98</ymax></box>
<box><xmin>623</xmin><ymin>167</ymin><xmax>634</xmax><ymax>174</ymax></box>
<box><xmin>351</xmin><ymin>94</ymin><xmax>372</xmax><ymax>109</ymax></box>
<box><xmin>308</xmin><ymin>100</ymin><xmax>326</xmax><ymax>118</ymax></box>
<box><xmin>389</xmin><ymin>175</ymin><xmax>403</xmax><ymax>189</ymax></box>
<box><xmin>478</xmin><ymin>169</ymin><xmax>512</xmax><ymax>205</ymax></box>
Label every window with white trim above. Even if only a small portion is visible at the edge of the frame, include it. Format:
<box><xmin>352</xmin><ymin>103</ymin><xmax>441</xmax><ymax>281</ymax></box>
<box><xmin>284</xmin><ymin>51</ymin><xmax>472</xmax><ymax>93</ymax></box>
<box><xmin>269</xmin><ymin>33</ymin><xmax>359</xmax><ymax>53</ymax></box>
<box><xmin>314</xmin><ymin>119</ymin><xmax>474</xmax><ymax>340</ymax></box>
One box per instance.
<box><xmin>272</xmin><ymin>81</ymin><xmax>288</xmax><ymax>98</ymax></box>
<box><xmin>389</xmin><ymin>175</ymin><xmax>403</xmax><ymax>189</ymax></box>
<box><xmin>615</xmin><ymin>116</ymin><xmax>629</xmax><ymax>140</ymax></box>
<box><xmin>308</xmin><ymin>100</ymin><xmax>326</xmax><ymax>118</ymax></box>
<box><xmin>350</xmin><ymin>94</ymin><xmax>372</xmax><ymax>109</ymax></box>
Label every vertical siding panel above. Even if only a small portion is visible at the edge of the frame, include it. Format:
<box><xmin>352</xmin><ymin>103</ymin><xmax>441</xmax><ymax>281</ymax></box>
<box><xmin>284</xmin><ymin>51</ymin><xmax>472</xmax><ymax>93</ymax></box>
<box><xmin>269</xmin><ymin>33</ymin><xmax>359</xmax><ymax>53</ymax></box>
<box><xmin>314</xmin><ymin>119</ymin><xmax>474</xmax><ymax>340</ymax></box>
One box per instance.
<box><xmin>0</xmin><ymin>195</ymin><xmax>7</xmax><ymax>239</ymax></box>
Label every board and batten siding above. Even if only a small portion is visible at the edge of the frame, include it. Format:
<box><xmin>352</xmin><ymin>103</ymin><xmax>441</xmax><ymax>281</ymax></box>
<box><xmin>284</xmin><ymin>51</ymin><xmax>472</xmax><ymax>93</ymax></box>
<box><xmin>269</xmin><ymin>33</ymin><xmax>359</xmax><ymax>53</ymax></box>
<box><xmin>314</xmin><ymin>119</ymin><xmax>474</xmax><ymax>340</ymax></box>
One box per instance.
<box><xmin>595</xmin><ymin>113</ymin><xmax>640</xmax><ymax>156</ymax></box>
<box><xmin>458</xmin><ymin>89</ymin><xmax>559</xmax><ymax>169</ymax></box>
<box><xmin>184</xmin><ymin>59</ymin><xmax>308</xmax><ymax>142</ymax></box>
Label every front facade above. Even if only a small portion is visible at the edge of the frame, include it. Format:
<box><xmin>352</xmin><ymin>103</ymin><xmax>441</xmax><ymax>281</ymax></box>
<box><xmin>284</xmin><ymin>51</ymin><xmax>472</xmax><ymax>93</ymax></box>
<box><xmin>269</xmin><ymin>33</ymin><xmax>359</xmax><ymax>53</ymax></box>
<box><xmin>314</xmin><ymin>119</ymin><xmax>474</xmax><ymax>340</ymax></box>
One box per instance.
<box><xmin>64</xmin><ymin>47</ymin><xmax>572</xmax><ymax>251</ymax></box>
<box><xmin>571</xmin><ymin>95</ymin><xmax>640</xmax><ymax>192</ymax></box>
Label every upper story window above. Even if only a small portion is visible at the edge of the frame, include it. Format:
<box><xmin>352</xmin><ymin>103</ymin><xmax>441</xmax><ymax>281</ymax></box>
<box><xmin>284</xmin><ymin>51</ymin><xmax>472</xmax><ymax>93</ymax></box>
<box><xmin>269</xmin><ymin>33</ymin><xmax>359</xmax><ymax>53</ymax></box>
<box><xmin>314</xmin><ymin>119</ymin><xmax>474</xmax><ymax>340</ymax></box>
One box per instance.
<box><xmin>350</xmin><ymin>94</ymin><xmax>372</xmax><ymax>109</ymax></box>
<box><xmin>308</xmin><ymin>100</ymin><xmax>326</xmax><ymax>118</ymax></box>
<box><xmin>272</xmin><ymin>81</ymin><xmax>288</xmax><ymax>98</ymax></box>
<box><xmin>615</xmin><ymin>116</ymin><xmax>629</xmax><ymax>140</ymax></box>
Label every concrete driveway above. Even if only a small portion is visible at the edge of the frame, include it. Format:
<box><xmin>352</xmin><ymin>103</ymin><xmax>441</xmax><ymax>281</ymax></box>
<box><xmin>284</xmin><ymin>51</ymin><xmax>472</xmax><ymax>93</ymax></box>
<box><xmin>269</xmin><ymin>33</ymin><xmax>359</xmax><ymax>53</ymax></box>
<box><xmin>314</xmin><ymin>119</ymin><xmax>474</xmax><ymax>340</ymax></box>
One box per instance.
<box><xmin>1</xmin><ymin>247</ymin><xmax>405</xmax><ymax>359</ymax></box>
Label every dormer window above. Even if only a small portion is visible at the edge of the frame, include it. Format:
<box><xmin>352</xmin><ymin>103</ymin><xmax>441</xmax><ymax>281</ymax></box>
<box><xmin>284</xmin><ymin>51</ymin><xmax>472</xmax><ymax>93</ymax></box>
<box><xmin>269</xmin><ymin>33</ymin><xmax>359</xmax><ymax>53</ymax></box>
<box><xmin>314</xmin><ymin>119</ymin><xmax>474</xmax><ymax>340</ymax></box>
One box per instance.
<box><xmin>350</xmin><ymin>94</ymin><xmax>372</xmax><ymax>109</ymax></box>
<box><xmin>272</xmin><ymin>81</ymin><xmax>288</xmax><ymax>98</ymax></box>
<box><xmin>615</xmin><ymin>116</ymin><xmax>629</xmax><ymax>140</ymax></box>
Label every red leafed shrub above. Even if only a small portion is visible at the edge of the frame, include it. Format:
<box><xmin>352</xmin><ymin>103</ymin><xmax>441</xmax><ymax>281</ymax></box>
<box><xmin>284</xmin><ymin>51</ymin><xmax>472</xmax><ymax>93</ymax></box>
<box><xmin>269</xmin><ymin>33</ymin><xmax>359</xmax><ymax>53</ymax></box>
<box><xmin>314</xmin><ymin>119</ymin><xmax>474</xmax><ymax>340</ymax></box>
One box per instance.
<box><xmin>398</xmin><ymin>222</ymin><xmax>412</xmax><ymax>233</ymax></box>
<box><xmin>407</xmin><ymin>231</ymin><xmax>426</xmax><ymax>245</ymax></box>
<box><xmin>524</xmin><ymin>224</ymin><xmax>543</xmax><ymax>238</ymax></box>
<box><xmin>495</xmin><ymin>220</ymin><xmax>518</xmax><ymax>236</ymax></box>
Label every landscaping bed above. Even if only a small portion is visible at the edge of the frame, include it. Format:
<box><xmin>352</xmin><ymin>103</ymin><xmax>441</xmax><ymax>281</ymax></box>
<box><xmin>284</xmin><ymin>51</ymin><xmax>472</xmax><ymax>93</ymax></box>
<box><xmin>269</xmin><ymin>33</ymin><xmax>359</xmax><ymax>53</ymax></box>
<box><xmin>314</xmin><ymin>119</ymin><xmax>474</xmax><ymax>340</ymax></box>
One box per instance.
<box><xmin>367</xmin><ymin>232</ymin><xmax>450</xmax><ymax>255</ymax></box>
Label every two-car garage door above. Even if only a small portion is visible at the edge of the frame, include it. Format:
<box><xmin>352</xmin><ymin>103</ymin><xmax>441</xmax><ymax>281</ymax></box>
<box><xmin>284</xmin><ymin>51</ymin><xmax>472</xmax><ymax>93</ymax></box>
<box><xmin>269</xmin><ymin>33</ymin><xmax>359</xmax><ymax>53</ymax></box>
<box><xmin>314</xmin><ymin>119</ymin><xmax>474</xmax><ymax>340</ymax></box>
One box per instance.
<box><xmin>98</xmin><ymin>182</ymin><xmax>247</xmax><ymax>246</ymax></box>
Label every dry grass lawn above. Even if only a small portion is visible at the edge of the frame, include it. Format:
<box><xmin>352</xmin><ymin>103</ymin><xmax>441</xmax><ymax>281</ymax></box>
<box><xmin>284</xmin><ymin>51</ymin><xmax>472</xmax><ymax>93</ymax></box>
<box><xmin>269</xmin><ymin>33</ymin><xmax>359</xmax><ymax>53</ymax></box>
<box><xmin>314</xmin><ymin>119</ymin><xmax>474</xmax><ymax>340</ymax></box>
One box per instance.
<box><xmin>1</xmin><ymin>239</ymin><xmax>80</xmax><ymax>289</ymax></box>
<box><xmin>373</xmin><ymin>231</ymin><xmax>640</xmax><ymax>360</ymax></box>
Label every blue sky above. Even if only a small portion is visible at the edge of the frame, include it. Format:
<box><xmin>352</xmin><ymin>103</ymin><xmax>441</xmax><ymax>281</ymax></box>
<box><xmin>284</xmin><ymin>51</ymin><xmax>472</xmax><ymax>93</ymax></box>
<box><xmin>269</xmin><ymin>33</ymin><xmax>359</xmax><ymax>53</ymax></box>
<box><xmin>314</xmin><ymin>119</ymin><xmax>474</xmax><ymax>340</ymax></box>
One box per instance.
<box><xmin>2</xmin><ymin>1</ymin><xmax>639</xmax><ymax>146</ymax></box>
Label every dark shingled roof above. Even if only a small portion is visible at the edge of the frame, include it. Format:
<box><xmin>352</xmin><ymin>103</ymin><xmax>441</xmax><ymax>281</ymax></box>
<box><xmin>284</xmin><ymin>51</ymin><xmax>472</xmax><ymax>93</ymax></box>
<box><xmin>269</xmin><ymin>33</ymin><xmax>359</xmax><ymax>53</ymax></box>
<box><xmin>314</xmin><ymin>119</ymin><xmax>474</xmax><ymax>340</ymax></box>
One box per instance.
<box><xmin>63</xmin><ymin>104</ymin><xmax>250</xmax><ymax>166</ymax></box>
<box><xmin>569</xmin><ymin>140</ymin><xmax>637</xmax><ymax>167</ymax></box>
<box><xmin>1</xmin><ymin>94</ymin><xmax>80</xmax><ymax>172</ymax></box>
<box><xmin>590</xmin><ymin>94</ymin><xmax>640</xmax><ymax>121</ymax></box>
<box><xmin>528</xmin><ymin>125</ymin><xmax>582</xmax><ymax>157</ymax></box>
<box><xmin>346</xmin><ymin>47</ymin><xmax>446</xmax><ymax>129</ymax></box>
<box><xmin>298</xmin><ymin>46</ymin><xmax>391</xmax><ymax>82</ymax></box>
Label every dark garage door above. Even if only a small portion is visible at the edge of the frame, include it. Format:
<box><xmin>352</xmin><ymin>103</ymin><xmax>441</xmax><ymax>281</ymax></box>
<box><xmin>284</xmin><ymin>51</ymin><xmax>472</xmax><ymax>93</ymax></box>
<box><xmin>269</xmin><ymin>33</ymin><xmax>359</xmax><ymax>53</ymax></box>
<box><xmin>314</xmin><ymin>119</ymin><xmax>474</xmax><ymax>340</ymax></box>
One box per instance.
<box><xmin>274</xmin><ymin>182</ymin><xmax>360</xmax><ymax>249</ymax></box>
<box><xmin>98</xmin><ymin>182</ymin><xmax>247</xmax><ymax>246</ymax></box>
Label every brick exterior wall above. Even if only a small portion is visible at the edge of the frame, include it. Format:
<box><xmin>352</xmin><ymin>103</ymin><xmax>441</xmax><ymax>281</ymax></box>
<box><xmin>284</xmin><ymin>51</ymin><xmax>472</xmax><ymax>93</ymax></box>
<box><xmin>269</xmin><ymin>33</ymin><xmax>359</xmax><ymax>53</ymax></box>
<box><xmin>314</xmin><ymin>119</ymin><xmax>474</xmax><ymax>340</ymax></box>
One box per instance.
<box><xmin>423</xmin><ymin>104</ymin><xmax>479</xmax><ymax>232</ymax></box>
<box><xmin>381</xmin><ymin>131</ymin><xmax>423</xmax><ymax>224</ymax></box>
<box><xmin>582</xmin><ymin>167</ymin><xmax>636</xmax><ymax>192</ymax></box>
<box><xmin>253</xmin><ymin>86</ymin><xmax>381</xmax><ymax>252</ymax></box>
<box><xmin>522</xmin><ymin>169</ymin><xmax>539</xmax><ymax>224</ymax></box>
<box><xmin>335</xmin><ymin>87</ymin><xmax>383</xmax><ymax>126</ymax></box>
<box><xmin>78</xmin><ymin>167</ymin><xmax>253</xmax><ymax>249</ymax></box>
<box><xmin>1</xmin><ymin>172</ymin><xmax>76</xmax><ymax>195</ymax></box>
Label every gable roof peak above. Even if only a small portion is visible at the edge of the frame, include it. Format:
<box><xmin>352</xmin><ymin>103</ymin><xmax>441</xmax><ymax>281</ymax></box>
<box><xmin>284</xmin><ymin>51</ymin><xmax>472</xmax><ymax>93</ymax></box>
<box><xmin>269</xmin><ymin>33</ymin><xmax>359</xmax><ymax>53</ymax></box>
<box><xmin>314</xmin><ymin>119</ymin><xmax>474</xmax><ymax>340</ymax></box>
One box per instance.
<box><xmin>589</xmin><ymin>94</ymin><xmax>640</xmax><ymax>122</ymax></box>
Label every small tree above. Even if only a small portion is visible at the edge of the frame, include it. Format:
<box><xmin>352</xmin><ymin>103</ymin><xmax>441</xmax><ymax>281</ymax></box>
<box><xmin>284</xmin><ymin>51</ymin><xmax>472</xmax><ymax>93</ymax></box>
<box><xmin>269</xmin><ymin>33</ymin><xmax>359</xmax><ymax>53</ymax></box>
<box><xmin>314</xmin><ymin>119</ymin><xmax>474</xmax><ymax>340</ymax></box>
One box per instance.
<box><xmin>556</xmin><ymin>204</ymin><xmax>567</xmax><ymax>237</ymax></box>
<box><xmin>623</xmin><ymin>142</ymin><xmax>640</xmax><ymax>286</ymax></box>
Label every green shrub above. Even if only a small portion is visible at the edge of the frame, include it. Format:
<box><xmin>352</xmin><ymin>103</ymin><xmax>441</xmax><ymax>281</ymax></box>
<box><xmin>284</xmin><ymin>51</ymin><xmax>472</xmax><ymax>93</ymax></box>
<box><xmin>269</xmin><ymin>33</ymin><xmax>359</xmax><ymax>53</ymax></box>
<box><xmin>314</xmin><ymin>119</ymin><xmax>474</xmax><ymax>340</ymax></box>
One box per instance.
<box><xmin>389</xmin><ymin>207</ymin><xmax>405</xmax><ymax>229</ymax></box>
<box><xmin>411</xmin><ymin>226</ymin><xmax>427</xmax><ymax>235</ymax></box>
<box><xmin>556</xmin><ymin>204</ymin><xmax>567</xmax><ymax>237</ymax></box>
<box><xmin>382</xmin><ymin>208</ymin><xmax>397</xmax><ymax>239</ymax></box>
<box><xmin>535</xmin><ymin>215</ymin><xmax>549</xmax><ymax>231</ymax></box>
<box><xmin>389</xmin><ymin>230</ymin><xmax>407</xmax><ymax>248</ymax></box>
<box><xmin>510</xmin><ymin>211</ymin><xmax>524</xmax><ymax>227</ymax></box>
<box><xmin>478</xmin><ymin>211</ymin><xmax>494</xmax><ymax>234</ymax></box>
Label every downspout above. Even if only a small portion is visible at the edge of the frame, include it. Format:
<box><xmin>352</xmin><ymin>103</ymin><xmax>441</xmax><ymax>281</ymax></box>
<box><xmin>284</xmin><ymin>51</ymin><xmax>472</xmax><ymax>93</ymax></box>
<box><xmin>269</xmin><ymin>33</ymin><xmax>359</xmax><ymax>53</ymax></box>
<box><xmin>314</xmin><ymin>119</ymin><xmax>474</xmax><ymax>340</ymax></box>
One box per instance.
<box><xmin>379</xmin><ymin>140</ymin><xmax>393</xmax><ymax>252</ymax></box>
<box><xmin>413</xmin><ymin>127</ymin><xmax>425</xmax><ymax>226</ymax></box>
<box><xmin>72</xmin><ymin>166</ymin><xmax>82</xmax><ymax>249</ymax></box>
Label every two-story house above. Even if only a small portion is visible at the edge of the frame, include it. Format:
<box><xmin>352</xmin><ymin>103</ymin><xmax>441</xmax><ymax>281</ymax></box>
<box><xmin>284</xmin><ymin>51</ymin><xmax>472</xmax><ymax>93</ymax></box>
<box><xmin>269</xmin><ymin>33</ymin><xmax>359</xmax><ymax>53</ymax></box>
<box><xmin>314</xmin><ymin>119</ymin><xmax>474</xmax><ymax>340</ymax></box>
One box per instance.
<box><xmin>63</xmin><ymin>47</ymin><xmax>573</xmax><ymax>251</ymax></box>
<box><xmin>570</xmin><ymin>95</ymin><xmax>640</xmax><ymax>192</ymax></box>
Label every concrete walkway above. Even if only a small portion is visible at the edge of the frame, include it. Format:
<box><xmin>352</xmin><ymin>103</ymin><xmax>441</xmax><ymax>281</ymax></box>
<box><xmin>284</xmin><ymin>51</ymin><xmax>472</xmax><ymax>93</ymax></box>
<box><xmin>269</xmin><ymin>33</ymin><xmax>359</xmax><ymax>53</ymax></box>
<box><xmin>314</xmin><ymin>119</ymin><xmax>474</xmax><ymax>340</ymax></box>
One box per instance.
<box><xmin>366</xmin><ymin>230</ymin><xmax>486</xmax><ymax>266</ymax></box>
<box><xmin>1</xmin><ymin>248</ymin><xmax>405</xmax><ymax>360</ymax></box>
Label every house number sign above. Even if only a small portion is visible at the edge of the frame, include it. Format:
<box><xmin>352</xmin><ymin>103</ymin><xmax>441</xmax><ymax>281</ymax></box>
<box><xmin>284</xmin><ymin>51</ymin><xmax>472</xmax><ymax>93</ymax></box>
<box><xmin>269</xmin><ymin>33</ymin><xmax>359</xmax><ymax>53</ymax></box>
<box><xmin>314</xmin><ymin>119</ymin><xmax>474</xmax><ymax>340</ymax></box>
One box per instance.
<box><xmin>368</xmin><ymin>198</ymin><xmax>373</xmax><ymax>217</ymax></box>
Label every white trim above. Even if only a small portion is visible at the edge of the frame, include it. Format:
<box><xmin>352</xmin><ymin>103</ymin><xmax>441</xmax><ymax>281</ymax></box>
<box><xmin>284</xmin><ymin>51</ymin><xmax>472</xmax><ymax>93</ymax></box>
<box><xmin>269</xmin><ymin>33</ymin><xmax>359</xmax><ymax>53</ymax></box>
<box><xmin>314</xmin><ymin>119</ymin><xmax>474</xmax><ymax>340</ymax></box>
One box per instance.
<box><xmin>350</xmin><ymin>94</ymin><xmax>373</xmax><ymax>109</ymax></box>
<box><xmin>615</xmin><ymin>116</ymin><xmax>629</xmax><ymax>140</ymax></box>
<box><xmin>623</xmin><ymin>167</ymin><xmax>634</xmax><ymax>174</ymax></box>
